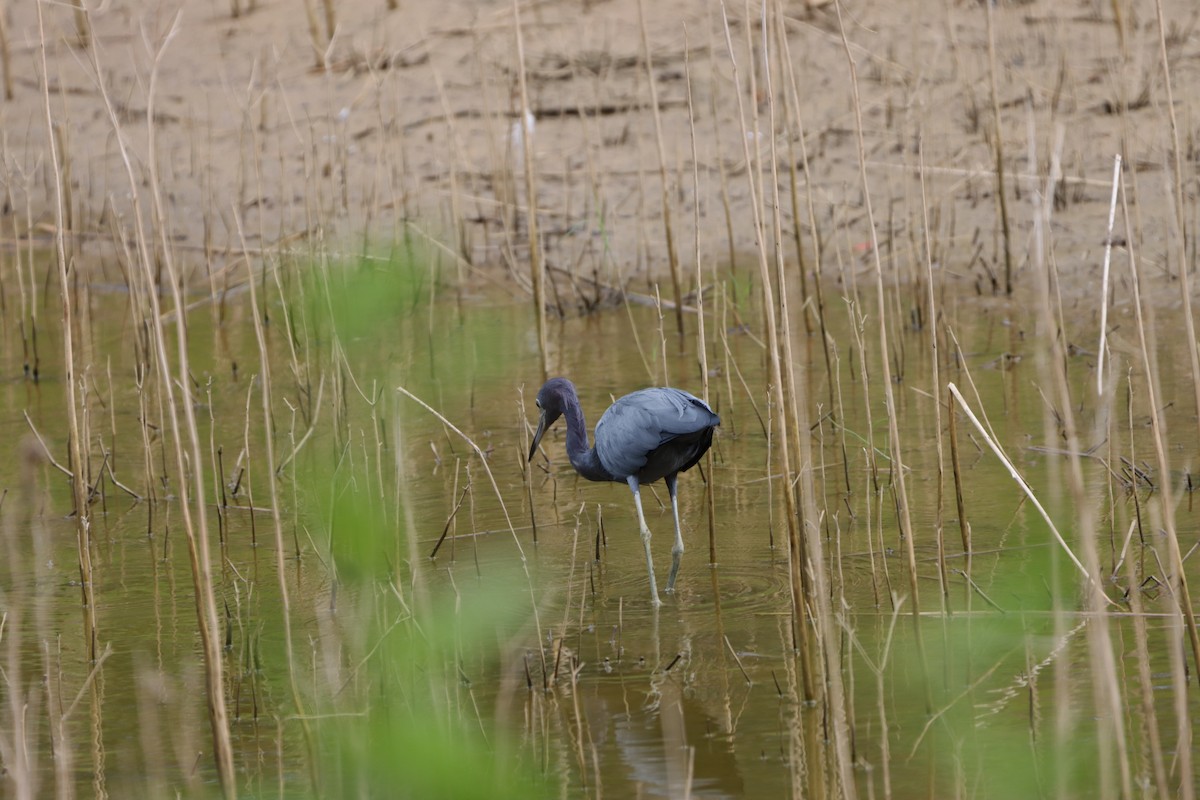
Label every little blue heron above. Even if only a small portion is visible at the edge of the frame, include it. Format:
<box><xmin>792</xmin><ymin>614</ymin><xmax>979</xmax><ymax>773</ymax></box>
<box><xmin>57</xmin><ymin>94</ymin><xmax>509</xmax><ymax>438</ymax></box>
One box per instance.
<box><xmin>527</xmin><ymin>377</ymin><xmax>719</xmax><ymax>606</ymax></box>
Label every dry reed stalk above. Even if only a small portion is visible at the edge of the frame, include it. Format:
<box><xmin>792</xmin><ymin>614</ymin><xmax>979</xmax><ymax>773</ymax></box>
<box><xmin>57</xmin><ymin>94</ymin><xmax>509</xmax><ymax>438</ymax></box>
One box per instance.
<box><xmin>759</xmin><ymin>4</ymin><xmax>821</xmax><ymax>691</ymax></box>
<box><xmin>320</xmin><ymin>0</ymin><xmax>335</xmax><ymax>47</ymax></box>
<box><xmin>947</xmin><ymin>384</ymin><xmax>1095</xmax><ymax>586</ymax></box>
<box><xmin>0</xmin><ymin>2</ymin><xmax>12</xmax><ymax>101</ymax></box>
<box><xmin>636</xmin><ymin>0</ymin><xmax>684</xmax><ymax>336</ymax></box>
<box><xmin>1027</xmin><ymin>116</ymin><xmax>1131</xmax><ymax>799</ymax></box>
<box><xmin>38</xmin><ymin>0</ymin><xmax>97</xmax><ymax>663</ymax></box>
<box><xmin>517</xmin><ymin>391</ymin><xmax>539</xmax><ymax>545</ymax></box>
<box><xmin>1</xmin><ymin>491</ymin><xmax>35</xmax><ymax>798</ymax></box>
<box><xmin>705</xmin><ymin>35</ymin><xmax>738</xmax><ymax>282</ymax></box>
<box><xmin>945</xmin><ymin>386</ymin><xmax>970</xmax><ymax>589</ymax></box>
<box><xmin>844</xmin><ymin>601</ymin><xmax>902</xmax><ymax>799</ymax></box>
<box><xmin>430</xmin><ymin>461</ymin><xmax>466</xmax><ymax>560</ymax></box>
<box><xmin>396</xmin><ymin>385</ymin><xmax>547</xmax><ymax>675</ymax></box>
<box><xmin>1117</xmin><ymin>171</ymin><xmax>1198</xmax><ymax>798</ymax></box>
<box><xmin>916</xmin><ymin>137</ymin><xmax>948</xmax><ymax>611</ymax></box>
<box><xmin>720</xmin><ymin>0</ymin><xmax>806</xmax><ymax>677</ymax></box>
<box><xmin>983</xmin><ymin>0</ymin><xmax>1013</xmax><ymax>295</ymax></box>
<box><xmin>44</xmin><ymin>639</ymin><xmax>73</xmax><ymax>799</ymax></box>
<box><xmin>432</xmin><ymin>67</ymin><xmax>468</xmax><ymax>281</ymax></box>
<box><xmin>79</xmin><ymin>11</ymin><xmax>236</xmax><ymax>793</ymax></box>
<box><xmin>511</xmin><ymin>0</ymin><xmax>548</xmax><ymax>381</ymax></box>
<box><xmin>683</xmin><ymin>30</ymin><xmax>718</xmax><ymax>568</ymax></box>
<box><xmin>465</xmin><ymin>463</ymin><xmax>482</xmax><ymax>576</ymax></box>
<box><xmin>1152</xmin><ymin>0</ymin><xmax>1200</xmax><ymax>471</ymax></box>
<box><xmin>1095</xmin><ymin>155</ymin><xmax>1121</xmax><ymax>396</ymax></box>
<box><xmin>654</xmin><ymin>286</ymin><xmax>670</xmax><ymax>385</ymax></box>
<box><xmin>832</xmin><ymin>6</ymin><xmax>926</xmax><ymax>700</ymax></box>
<box><xmin>776</xmin><ymin>9</ymin><xmax>827</xmax><ymax>351</ymax></box>
<box><xmin>233</xmin><ymin>210</ymin><xmax>319</xmax><ymax>790</ymax></box>
<box><xmin>71</xmin><ymin>0</ymin><xmax>90</xmax><ymax>48</ymax></box>
<box><xmin>301</xmin><ymin>0</ymin><xmax>326</xmax><ymax>69</ymax></box>
<box><xmin>715</xmin><ymin>287</ymin><xmax>741</xmax><ymax>436</ymax></box>
<box><xmin>727</xmin><ymin>9</ymin><xmax>858</xmax><ymax>796</ymax></box>
<box><xmin>1123</xmin><ymin>551</ymin><xmax>1169</xmax><ymax>799</ymax></box>
<box><xmin>474</xmin><ymin>37</ymin><xmax>518</xmax><ymax>279</ymax></box>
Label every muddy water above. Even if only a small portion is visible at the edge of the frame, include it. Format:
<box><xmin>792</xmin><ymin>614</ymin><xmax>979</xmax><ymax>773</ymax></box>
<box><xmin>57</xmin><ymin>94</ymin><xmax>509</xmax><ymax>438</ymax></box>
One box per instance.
<box><xmin>3</xmin><ymin>267</ymin><xmax>1198</xmax><ymax>797</ymax></box>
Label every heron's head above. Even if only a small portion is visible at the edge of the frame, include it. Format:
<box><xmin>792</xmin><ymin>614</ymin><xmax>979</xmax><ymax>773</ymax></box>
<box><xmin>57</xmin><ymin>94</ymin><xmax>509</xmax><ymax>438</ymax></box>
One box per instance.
<box><xmin>528</xmin><ymin>378</ymin><xmax>575</xmax><ymax>462</ymax></box>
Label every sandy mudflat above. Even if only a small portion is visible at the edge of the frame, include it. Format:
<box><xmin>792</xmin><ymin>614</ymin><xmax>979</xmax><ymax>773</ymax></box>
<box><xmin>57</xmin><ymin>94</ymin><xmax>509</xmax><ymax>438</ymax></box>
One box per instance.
<box><xmin>3</xmin><ymin>0</ymin><xmax>1197</xmax><ymax>301</ymax></box>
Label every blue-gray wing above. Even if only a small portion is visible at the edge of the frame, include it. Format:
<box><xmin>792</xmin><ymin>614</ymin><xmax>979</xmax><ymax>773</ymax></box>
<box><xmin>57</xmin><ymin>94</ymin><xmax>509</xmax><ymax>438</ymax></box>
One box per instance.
<box><xmin>593</xmin><ymin>388</ymin><xmax>719</xmax><ymax>480</ymax></box>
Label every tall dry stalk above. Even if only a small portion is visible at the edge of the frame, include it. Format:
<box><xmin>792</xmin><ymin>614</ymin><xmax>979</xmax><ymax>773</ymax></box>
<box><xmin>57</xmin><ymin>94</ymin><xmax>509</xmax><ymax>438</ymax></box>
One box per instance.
<box><xmin>637</xmin><ymin>0</ymin><xmax>684</xmax><ymax>336</ymax></box>
<box><xmin>38</xmin><ymin>0</ymin><xmax>97</xmax><ymax>664</ymax></box>
<box><xmin>917</xmin><ymin>137</ymin><xmax>948</xmax><ymax>609</ymax></box>
<box><xmin>0</xmin><ymin>1</ymin><xmax>13</xmax><ymax>101</ymax></box>
<box><xmin>722</xmin><ymin>8</ymin><xmax>858</xmax><ymax>798</ymax></box>
<box><xmin>1152</xmin><ymin>0</ymin><xmax>1200</xmax><ymax>486</ymax></box>
<box><xmin>512</xmin><ymin>0</ymin><xmax>548</xmax><ymax>381</ymax></box>
<box><xmin>1027</xmin><ymin>117</ymin><xmax>1131</xmax><ymax>799</ymax></box>
<box><xmin>719</xmin><ymin>0</ymin><xmax>806</xmax><ymax>688</ymax></box>
<box><xmin>302</xmin><ymin>0</ymin><xmax>326</xmax><ymax>70</ymax></box>
<box><xmin>1118</xmin><ymin>170</ymin><xmax>1198</xmax><ymax>799</ymax></box>
<box><xmin>81</xmin><ymin>12</ymin><xmax>236</xmax><ymax>795</ymax></box>
<box><xmin>683</xmin><ymin>29</ymin><xmax>717</xmax><ymax>566</ymax></box>
<box><xmin>1095</xmin><ymin>156</ymin><xmax>1122</xmax><ymax>396</ymax></box>
<box><xmin>983</xmin><ymin>0</ymin><xmax>1013</xmax><ymax>295</ymax></box>
<box><xmin>71</xmin><ymin>0</ymin><xmax>90</xmax><ymax>48</ymax></box>
<box><xmin>233</xmin><ymin>211</ymin><xmax>318</xmax><ymax>790</ymax></box>
<box><xmin>760</xmin><ymin>1</ymin><xmax>817</xmax><ymax>682</ymax></box>
<box><xmin>832</xmin><ymin>0</ymin><xmax>927</xmax><ymax>707</ymax></box>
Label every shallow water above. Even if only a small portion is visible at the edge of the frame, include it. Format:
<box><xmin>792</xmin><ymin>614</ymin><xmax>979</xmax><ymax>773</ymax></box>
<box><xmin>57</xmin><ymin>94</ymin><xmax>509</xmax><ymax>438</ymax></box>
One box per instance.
<box><xmin>3</xmin><ymin>260</ymin><xmax>1199</xmax><ymax>798</ymax></box>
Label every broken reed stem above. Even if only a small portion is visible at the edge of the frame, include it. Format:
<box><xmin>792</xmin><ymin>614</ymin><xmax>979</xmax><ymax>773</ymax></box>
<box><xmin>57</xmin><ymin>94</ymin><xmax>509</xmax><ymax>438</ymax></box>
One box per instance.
<box><xmin>832</xmin><ymin>0</ymin><xmax>927</xmax><ymax>710</ymax></box>
<box><xmin>1095</xmin><ymin>155</ymin><xmax>1121</xmax><ymax>396</ymax></box>
<box><xmin>396</xmin><ymin>385</ymin><xmax>547</xmax><ymax>679</ymax></box>
<box><xmin>947</xmin><ymin>383</ymin><xmax>1096</xmax><ymax>586</ymax></box>
<box><xmin>946</xmin><ymin>386</ymin><xmax>971</xmax><ymax>587</ymax></box>
<box><xmin>984</xmin><ymin>0</ymin><xmax>1013</xmax><ymax>295</ymax></box>
<box><xmin>82</xmin><ymin>11</ymin><xmax>236</xmax><ymax>794</ymax></box>
<box><xmin>637</xmin><ymin>0</ymin><xmax>684</xmax><ymax>336</ymax></box>
<box><xmin>38</xmin><ymin>0</ymin><xmax>97</xmax><ymax>663</ymax></box>
<box><xmin>511</xmin><ymin>0</ymin><xmax>548</xmax><ymax>382</ymax></box>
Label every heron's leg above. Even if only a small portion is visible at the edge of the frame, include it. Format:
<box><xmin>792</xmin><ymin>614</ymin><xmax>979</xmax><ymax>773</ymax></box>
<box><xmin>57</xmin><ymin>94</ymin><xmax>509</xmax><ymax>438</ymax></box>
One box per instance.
<box><xmin>627</xmin><ymin>477</ymin><xmax>662</xmax><ymax>607</ymax></box>
<box><xmin>665</xmin><ymin>474</ymin><xmax>684</xmax><ymax>592</ymax></box>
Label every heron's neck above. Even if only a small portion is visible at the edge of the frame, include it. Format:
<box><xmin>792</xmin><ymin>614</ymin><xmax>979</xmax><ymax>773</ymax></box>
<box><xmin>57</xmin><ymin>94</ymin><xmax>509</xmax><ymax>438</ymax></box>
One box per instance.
<box><xmin>563</xmin><ymin>399</ymin><xmax>610</xmax><ymax>481</ymax></box>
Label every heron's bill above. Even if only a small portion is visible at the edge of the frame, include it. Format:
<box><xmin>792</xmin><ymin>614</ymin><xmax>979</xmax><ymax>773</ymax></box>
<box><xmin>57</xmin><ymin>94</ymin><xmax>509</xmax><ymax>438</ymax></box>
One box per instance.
<box><xmin>528</xmin><ymin>412</ymin><xmax>547</xmax><ymax>463</ymax></box>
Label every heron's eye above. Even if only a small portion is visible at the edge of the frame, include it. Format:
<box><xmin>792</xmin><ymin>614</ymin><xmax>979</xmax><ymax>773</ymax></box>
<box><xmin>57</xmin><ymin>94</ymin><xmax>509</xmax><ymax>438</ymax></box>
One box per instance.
<box><xmin>535</xmin><ymin>399</ymin><xmax>542</xmax><ymax>409</ymax></box>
